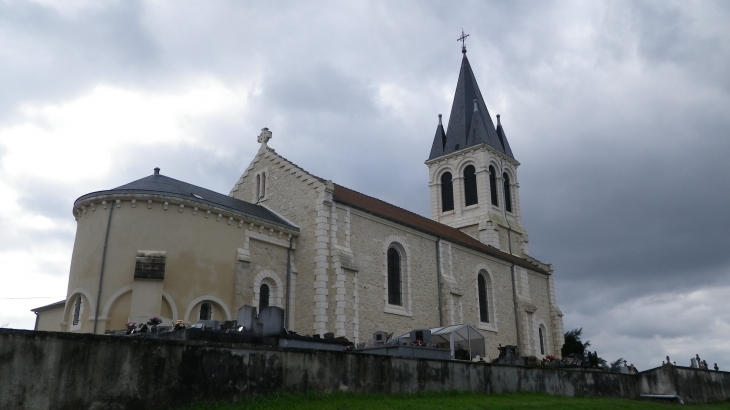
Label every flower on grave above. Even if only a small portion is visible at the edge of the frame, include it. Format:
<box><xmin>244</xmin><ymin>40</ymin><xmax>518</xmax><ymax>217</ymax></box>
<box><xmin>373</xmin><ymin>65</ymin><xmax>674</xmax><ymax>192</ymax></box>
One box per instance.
<box><xmin>147</xmin><ymin>316</ymin><xmax>162</xmax><ymax>326</ymax></box>
<box><xmin>125</xmin><ymin>322</ymin><xmax>137</xmax><ymax>331</ymax></box>
<box><xmin>544</xmin><ymin>355</ymin><xmax>557</xmax><ymax>362</ymax></box>
<box><xmin>173</xmin><ymin>320</ymin><xmax>186</xmax><ymax>330</ymax></box>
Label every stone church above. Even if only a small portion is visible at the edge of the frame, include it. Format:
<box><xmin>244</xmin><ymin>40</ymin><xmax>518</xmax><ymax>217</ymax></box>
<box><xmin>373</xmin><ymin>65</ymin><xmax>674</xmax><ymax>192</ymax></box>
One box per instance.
<box><xmin>33</xmin><ymin>49</ymin><xmax>564</xmax><ymax>360</ymax></box>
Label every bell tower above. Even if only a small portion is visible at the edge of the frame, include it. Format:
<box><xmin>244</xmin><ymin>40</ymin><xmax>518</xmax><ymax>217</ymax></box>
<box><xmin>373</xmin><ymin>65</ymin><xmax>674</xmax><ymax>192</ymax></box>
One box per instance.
<box><xmin>425</xmin><ymin>41</ymin><xmax>529</xmax><ymax>256</ymax></box>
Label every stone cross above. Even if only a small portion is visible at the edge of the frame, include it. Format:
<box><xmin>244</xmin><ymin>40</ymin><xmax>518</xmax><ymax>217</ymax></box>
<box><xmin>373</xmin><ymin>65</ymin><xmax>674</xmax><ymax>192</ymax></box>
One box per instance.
<box><xmin>257</xmin><ymin>127</ymin><xmax>272</xmax><ymax>145</ymax></box>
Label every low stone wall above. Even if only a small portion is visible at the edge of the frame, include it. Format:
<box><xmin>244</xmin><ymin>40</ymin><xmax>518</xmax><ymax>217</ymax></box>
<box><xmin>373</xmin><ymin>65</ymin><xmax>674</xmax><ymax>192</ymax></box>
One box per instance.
<box><xmin>0</xmin><ymin>329</ymin><xmax>723</xmax><ymax>410</ymax></box>
<box><xmin>639</xmin><ymin>364</ymin><xmax>730</xmax><ymax>403</ymax></box>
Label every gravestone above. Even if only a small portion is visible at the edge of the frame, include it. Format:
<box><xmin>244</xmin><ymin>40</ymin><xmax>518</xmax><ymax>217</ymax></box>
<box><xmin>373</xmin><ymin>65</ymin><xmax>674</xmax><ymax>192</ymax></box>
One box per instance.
<box><xmin>258</xmin><ymin>306</ymin><xmax>285</xmax><ymax>337</ymax></box>
<box><xmin>220</xmin><ymin>320</ymin><xmax>237</xmax><ymax>331</ymax></box>
<box><xmin>191</xmin><ymin>320</ymin><xmax>220</xmax><ymax>330</ymax></box>
<box><xmin>409</xmin><ymin>329</ymin><xmax>432</xmax><ymax>344</ymax></box>
<box><xmin>237</xmin><ymin>306</ymin><xmax>258</xmax><ymax>333</ymax></box>
<box><xmin>495</xmin><ymin>345</ymin><xmax>523</xmax><ymax>366</ymax></box>
<box><xmin>691</xmin><ymin>358</ymin><xmax>699</xmax><ymax>368</ymax></box>
<box><xmin>373</xmin><ymin>331</ymin><xmax>389</xmax><ymax>346</ymax></box>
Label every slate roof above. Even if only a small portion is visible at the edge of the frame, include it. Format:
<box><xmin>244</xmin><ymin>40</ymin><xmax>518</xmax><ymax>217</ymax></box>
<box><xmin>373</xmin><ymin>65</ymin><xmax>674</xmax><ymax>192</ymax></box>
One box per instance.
<box><xmin>30</xmin><ymin>300</ymin><xmax>66</xmax><ymax>313</ymax></box>
<box><xmin>75</xmin><ymin>172</ymin><xmax>298</xmax><ymax>231</ymax></box>
<box><xmin>428</xmin><ymin>53</ymin><xmax>515</xmax><ymax>160</ymax></box>
<box><xmin>332</xmin><ymin>184</ymin><xmax>549</xmax><ymax>274</ymax></box>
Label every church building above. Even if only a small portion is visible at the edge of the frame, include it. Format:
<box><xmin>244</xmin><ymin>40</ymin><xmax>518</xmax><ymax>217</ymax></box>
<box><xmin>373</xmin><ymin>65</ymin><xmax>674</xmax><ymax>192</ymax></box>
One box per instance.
<box><xmin>33</xmin><ymin>47</ymin><xmax>564</xmax><ymax>360</ymax></box>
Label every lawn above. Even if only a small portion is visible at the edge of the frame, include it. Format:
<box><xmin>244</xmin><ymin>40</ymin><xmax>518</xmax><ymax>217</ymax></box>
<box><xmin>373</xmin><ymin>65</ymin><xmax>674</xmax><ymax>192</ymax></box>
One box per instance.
<box><xmin>180</xmin><ymin>391</ymin><xmax>730</xmax><ymax>410</ymax></box>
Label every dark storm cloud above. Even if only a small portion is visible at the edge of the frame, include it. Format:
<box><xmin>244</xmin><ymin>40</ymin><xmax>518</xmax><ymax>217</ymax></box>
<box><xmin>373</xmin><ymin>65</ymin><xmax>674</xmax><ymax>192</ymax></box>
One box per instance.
<box><xmin>485</xmin><ymin>1</ymin><xmax>730</xmax><ymax>311</ymax></box>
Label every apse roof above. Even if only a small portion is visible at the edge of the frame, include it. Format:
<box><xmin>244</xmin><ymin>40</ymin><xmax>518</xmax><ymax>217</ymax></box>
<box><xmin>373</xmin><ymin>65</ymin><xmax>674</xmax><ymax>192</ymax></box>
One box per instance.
<box><xmin>75</xmin><ymin>170</ymin><xmax>298</xmax><ymax>231</ymax></box>
<box><xmin>428</xmin><ymin>53</ymin><xmax>515</xmax><ymax>160</ymax></box>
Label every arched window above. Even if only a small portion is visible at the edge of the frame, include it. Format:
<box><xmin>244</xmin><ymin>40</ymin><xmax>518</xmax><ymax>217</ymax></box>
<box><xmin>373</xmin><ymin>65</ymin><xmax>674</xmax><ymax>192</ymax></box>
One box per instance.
<box><xmin>489</xmin><ymin>166</ymin><xmax>498</xmax><ymax>206</ymax></box>
<box><xmin>477</xmin><ymin>274</ymin><xmax>489</xmax><ymax>323</ymax></box>
<box><xmin>463</xmin><ymin>165</ymin><xmax>478</xmax><ymax>206</ymax></box>
<box><xmin>260</xmin><ymin>172</ymin><xmax>266</xmax><ymax>198</ymax></box>
<box><xmin>199</xmin><ymin>303</ymin><xmax>211</xmax><ymax>320</ymax></box>
<box><xmin>259</xmin><ymin>284</ymin><xmax>270</xmax><ymax>311</ymax></box>
<box><xmin>539</xmin><ymin>326</ymin><xmax>545</xmax><ymax>355</ymax></box>
<box><xmin>441</xmin><ymin>172</ymin><xmax>454</xmax><ymax>212</ymax></box>
<box><xmin>387</xmin><ymin>247</ymin><xmax>402</xmax><ymax>305</ymax></box>
<box><xmin>503</xmin><ymin>172</ymin><xmax>512</xmax><ymax>212</ymax></box>
<box><xmin>72</xmin><ymin>295</ymin><xmax>82</xmax><ymax>326</ymax></box>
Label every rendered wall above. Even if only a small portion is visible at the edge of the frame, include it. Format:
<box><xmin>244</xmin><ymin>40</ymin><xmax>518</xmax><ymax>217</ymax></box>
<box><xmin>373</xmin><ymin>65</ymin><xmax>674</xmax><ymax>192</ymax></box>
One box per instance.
<box><xmin>33</xmin><ymin>306</ymin><xmax>65</xmax><ymax>332</ymax></box>
<box><xmin>0</xmin><ymin>329</ymin><xmax>648</xmax><ymax>410</ymax></box>
<box><xmin>63</xmin><ymin>192</ymin><xmax>296</xmax><ymax>335</ymax></box>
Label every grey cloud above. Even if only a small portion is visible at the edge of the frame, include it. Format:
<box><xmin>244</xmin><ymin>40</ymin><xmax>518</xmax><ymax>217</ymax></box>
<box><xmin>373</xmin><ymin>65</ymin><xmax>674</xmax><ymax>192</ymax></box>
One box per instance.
<box><xmin>264</xmin><ymin>65</ymin><xmax>378</xmax><ymax>116</ymax></box>
<box><xmin>15</xmin><ymin>177</ymin><xmax>80</xmax><ymax>221</ymax></box>
<box><xmin>0</xmin><ymin>1</ymin><xmax>160</xmax><ymax>114</ymax></box>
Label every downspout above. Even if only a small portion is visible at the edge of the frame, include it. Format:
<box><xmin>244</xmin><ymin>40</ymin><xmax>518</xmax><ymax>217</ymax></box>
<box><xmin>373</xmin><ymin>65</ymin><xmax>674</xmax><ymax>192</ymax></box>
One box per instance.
<box><xmin>435</xmin><ymin>238</ymin><xmax>444</xmax><ymax>327</ymax></box>
<box><xmin>93</xmin><ymin>200</ymin><xmax>114</xmax><ymax>334</ymax></box>
<box><xmin>285</xmin><ymin>235</ymin><xmax>293</xmax><ymax>329</ymax></box>
<box><xmin>501</xmin><ymin>158</ymin><xmax>522</xmax><ymax>355</ymax></box>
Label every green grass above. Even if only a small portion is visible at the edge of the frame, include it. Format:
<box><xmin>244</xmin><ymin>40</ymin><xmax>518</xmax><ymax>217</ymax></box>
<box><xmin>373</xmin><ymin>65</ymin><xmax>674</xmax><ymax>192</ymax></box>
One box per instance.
<box><xmin>179</xmin><ymin>391</ymin><xmax>730</xmax><ymax>410</ymax></box>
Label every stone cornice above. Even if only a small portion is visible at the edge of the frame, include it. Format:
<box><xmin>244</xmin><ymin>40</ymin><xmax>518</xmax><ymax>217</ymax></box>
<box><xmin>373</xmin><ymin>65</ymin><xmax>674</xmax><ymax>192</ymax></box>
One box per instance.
<box><xmin>73</xmin><ymin>193</ymin><xmax>300</xmax><ymax>237</ymax></box>
<box><xmin>424</xmin><ymin>143</ymin><xmax>521</xmax><ymax>168</ymax></box>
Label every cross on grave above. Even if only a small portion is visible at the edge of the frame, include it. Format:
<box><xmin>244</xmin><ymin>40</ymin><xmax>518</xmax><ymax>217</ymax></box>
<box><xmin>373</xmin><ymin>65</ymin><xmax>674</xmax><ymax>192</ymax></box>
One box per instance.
<box><xmin>458</xmin><ymin>30</ymin><xmax>470</xmax><ymax>53</ymax></box>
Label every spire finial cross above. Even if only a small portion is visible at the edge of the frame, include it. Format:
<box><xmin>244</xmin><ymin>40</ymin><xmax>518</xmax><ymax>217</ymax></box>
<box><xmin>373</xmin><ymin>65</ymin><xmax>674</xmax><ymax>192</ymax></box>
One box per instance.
<box><xmin>458</xmin><ymin>29</ymin><xmax>470</xmax><ymax>53</ymax></box>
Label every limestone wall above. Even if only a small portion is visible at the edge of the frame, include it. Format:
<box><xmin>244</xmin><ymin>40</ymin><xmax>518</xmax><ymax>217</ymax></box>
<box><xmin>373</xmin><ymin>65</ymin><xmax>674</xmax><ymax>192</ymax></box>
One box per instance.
<box><xmin>346</xmin><ymin>208</ymin><xmax>441</xmax><ymax>342</ymax></box>
<box><xmin>230</xmin><ymin>147</ymin><xmax>325</xmax><ymax>334</ymax></box>
<box><xmin>334</xmin><ymin>203</ymin><xmax>550</xmax><ymax>360</ymax></box>
<box><xmin>425</xmin><ymin>145</ymin><xmax>527</xmax><ymax>254</ymax></box>
<box><xmin>227</xmin><ymin>145</ymin><xmax>561</xmax><ymax>353</ymax></box>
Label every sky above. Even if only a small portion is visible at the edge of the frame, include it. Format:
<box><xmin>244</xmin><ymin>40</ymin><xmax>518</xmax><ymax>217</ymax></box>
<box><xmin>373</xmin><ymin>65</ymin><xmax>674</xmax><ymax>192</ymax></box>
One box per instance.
<box><xmin>1</xmin><ymin>0</ymin><xmax>729</xmax><ymax>371</ymax></box>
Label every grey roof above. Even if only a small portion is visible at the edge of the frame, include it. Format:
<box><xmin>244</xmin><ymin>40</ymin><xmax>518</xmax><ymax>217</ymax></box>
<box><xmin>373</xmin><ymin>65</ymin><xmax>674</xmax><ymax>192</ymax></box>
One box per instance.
<box><xmin>31</xmin><ymin>300</ymin><xmax>65</xmax><ymax>312</ymax></box>
<box><xmin>428</xmin><ymin>53</ymin><xmax>515</xmax><ymax>160</ymax></box>
<box><xmin>75</xmin><ymin>172</ymin><xmax>298</xmax><ymax>231</ymax></box>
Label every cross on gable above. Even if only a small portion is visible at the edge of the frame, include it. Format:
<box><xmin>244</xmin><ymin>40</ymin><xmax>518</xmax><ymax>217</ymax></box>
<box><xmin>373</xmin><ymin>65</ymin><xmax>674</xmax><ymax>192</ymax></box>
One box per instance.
<box><xmin>458</xmin><ymin>29</ymin><xmax>470</xmax><ymax>53</ymax></box>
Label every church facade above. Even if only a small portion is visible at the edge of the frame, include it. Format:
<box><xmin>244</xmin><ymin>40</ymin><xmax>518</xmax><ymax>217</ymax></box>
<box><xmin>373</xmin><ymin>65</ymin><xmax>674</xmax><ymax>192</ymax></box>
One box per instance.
<box><xmin>33</xmin><ymin>51</ymin><xmax>564</xmax><ymax>360</ymax></box>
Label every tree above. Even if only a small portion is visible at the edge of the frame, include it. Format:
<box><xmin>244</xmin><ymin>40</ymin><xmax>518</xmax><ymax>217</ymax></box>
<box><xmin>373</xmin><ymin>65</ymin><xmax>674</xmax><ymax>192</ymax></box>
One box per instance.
<box><xmin>561</xmin><ymin>328</ymin><xmax>591</xmax><ymax>357</ymax></box>
<box><xmin>609</xmin><ymin>358</ymin><xmax>625</xmax><ymax>373</ymax></box>
<box><xmin>586</xmin><ymin>351</ymin><xmax>606</xmax><ymax>368</ymax></box>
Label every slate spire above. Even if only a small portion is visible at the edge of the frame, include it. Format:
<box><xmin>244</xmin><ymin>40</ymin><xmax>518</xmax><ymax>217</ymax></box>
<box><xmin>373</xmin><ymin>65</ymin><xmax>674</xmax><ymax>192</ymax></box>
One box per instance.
<box><xmin>495</xmin><ymin>114</ymin><xmax>515</xmax><ymax>158</ymax></box>
<box><xmin>428</xmin><ymin>52</ymin><xmax>515</xmax><ymax>160</ymax></box>
<box><xmin>428</xmin><ymin>114</ymin><xmax>447</xmax><ymax>159</ymax></box>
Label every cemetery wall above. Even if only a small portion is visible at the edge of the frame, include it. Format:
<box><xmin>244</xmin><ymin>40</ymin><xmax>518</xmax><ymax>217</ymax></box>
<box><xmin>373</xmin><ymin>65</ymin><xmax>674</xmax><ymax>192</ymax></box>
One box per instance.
<box><xmin>0</xmin><ymin>329</ymin><xmax>650</xmax><ymax>410</ymax></box>
<box><xmin>639</xmin><ymin>365</ymin><xmax>730</xmax><ymax>403</ymax></box>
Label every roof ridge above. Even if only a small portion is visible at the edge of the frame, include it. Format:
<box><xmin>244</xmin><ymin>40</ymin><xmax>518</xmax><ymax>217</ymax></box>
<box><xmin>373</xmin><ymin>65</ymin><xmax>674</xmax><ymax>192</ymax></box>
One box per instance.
<box><xmin>333</xmin><ymin>184</ymin><xmax>429</xmax><ymax>220</ymax></box>
<box><xmin>263</xmin><ymin>146</ymin><xmax>327</xmax><ymax>183</ymax></box>
<box><xmin>331</xmin><ymin>183</ymin><xmax>550</xmax><ymax>274</ymax></box>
